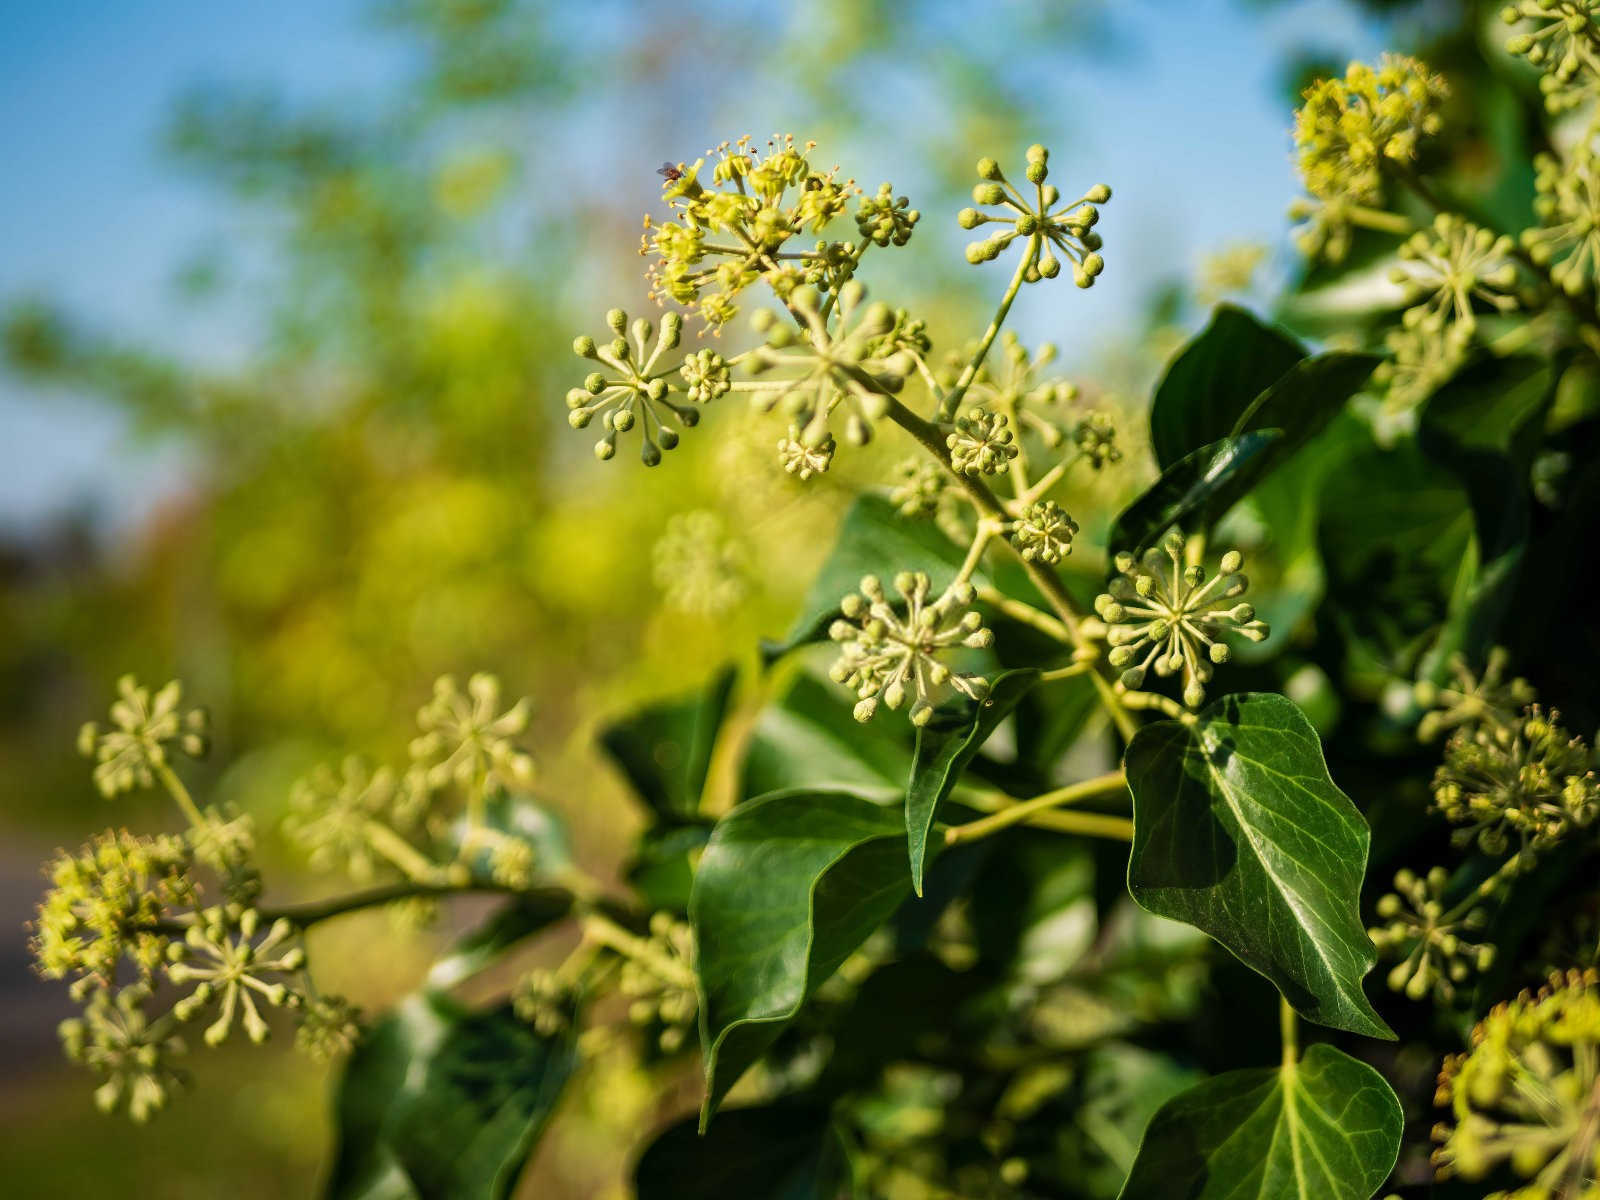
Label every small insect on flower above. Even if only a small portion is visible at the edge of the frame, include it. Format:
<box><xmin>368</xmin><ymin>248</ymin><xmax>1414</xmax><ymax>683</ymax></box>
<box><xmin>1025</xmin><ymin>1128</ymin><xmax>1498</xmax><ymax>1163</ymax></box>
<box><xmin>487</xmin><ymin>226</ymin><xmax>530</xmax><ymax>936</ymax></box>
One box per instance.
<box><xmin>656</xmin><ymin>161</ymin><xmax>684</xmax><ymax>182</ymax></box>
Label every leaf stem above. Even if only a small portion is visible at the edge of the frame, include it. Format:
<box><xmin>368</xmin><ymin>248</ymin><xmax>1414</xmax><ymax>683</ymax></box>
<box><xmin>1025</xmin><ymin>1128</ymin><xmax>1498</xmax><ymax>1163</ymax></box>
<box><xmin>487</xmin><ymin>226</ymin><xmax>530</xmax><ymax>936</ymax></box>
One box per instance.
<box><xmin>943</xmin><ymin>770</ymin><xmax>1130</xmax><ymax>845</ymax></box>
<box><xmin>1280</xmin><ymin>995</ymin><xmax>1298</xmax><ymax>1069</ymax></box>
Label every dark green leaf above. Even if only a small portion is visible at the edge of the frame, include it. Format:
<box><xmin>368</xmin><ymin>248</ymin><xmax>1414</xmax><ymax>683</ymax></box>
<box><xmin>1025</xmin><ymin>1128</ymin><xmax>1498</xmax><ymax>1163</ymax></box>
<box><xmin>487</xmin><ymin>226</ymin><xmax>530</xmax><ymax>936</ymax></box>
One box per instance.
<box><xmin>1124</xmin><ymin>693</ymin><xmax>1392</xmax><ymax>1038</ymax></box>
<box><xmin>773</xmin><ymin>494</ymin><xmax>982</xmax><ymax>654</ymax></box>
<box><xmin>905</xmin><ymin>668</ymin><xmax>1039</xmax><ymax>895</ymax></box>
<box><xmin>327</xmin><ymin>993</ymin><xmax>577</xmax><ymax>1200</ymax></box>
<box><xmin>1109</xmin><ymin>431</ymin><xmax>1283</xmax><ymax>559</ymax></box>
<box><xmin>600</xmin><ymin>665</ymin><xmax>738</xmax><ymax>824</ymax></box>
<box><xmin>1118</xmin><ymin>1044</ymin><xmax>1402</xmax><ymax>1200</ymax></box>
<box><xmin>1230</xmin><ymin>351</ymin><xmax>1380</xmax><ymax>461</ymax></box>
<box><xmin>741</xmin><ymin>671</ymin><xmax>911</xmax><ymax>801</ymax></box>
<box><xmin>625</xmin><ymin>823</ymin><xmax>711</xmax><ymax>913</ymax></box>
<box><xmin>634</xmin><ymin>1106</ymin><xmax>848</xmax><ymax>1200</ymax></box>
<box><xmin>692</xmin><ymin>789</ymin><xmax>915</xmax><ymax>1125</ymax></box>
<box><xmin>1150</xmin><ymin>305</ymin><xmax>1305</xmax><ymax>469</ymax></box>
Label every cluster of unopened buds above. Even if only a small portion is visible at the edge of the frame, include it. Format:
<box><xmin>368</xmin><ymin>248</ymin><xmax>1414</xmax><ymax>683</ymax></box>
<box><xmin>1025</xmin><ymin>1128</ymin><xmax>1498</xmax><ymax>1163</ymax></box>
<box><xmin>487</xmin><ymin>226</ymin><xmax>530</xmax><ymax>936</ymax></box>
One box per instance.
<box><xmin>958</xmin><ymin>145</ymin><xmax>1109</xmax><ymax>286</ymax></box>
<box><xmin>1093</xmin><ymin>532</ymin><xmax>1270</xmax><ymax>708</ymax></box>
<box><xmin>830</xmin><ymin>572</ymin><xmax>994</xmax><ymax>725</ymax></box>
<box><xmin>1369</xmin><ymin>867</ymin><xmax>1497</xmax><ymax>1004</ymax></box>
<box><xmin>567</xmin><ymin>309</ymin><xmax>702</xmax><ymax>466</ymax></box>
<box><xmin>78</xmin><ymin>675</ymin><xmax>209</xmax><ymax>799</ymax></box>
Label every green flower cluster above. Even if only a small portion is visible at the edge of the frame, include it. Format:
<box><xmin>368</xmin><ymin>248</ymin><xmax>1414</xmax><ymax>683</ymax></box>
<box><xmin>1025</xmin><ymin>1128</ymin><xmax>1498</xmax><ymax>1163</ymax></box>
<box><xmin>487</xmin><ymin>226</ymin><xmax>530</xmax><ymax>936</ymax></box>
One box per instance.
<box><xmin>1432</xmin><ymin>705</ymin><xmax>1600</xmax><ymax>855</ymax></box>
<box><xmin>1433</xmin><ymin>968</ymin><xmax>1600</xmax><ymax>1196</ymax></box>
<box><xmin>652</xmin><ymin>510</ymin><xmax>746</xmax><ymax>617</ymax></box>
<box><xmin>745</xmin><ymin>281</ymin><xmax>912</xmax><ymax>454</ymax></box>
<box><xmin>958</xmin><ymin>145</ymin><xmax>1110</xmax><ymax>287</ymax></box>
<box><xmin>568</xmin><ymin>308</ymin><xmax>703</xmax><ymax>466</ymax></box>
<box><xmin>1369</xmin><ymin>867</ymin><xmax>1497</xmax><ymax>1005</ymax></box>
<box><xmin>78</xmin><ymin>675</ymin><xmax>209</xmax><ymax>799</ymax></box>
<box><xmin>1291</xmin><ymin>55</ymin><xmax>1447</xmax><ymax>262</ymax></box>
<box><xmin>1503</xmin><ymin>1</ymin><xmax>1600</xmax><ymax>111</ymax></box>
<box><xmin>1094</xmin><ymin>533</ymin><xmax>1269</xmax><ymax>708</ymax></box>
<box><xmin>829</xmin><ymin>572</ymin><xmax>994</xmax><ymax>725</ymax></box>
<box><xmin>642</xmin><ymin>134</ymin><xmax>861</xmax><ymax>328</ymax></box>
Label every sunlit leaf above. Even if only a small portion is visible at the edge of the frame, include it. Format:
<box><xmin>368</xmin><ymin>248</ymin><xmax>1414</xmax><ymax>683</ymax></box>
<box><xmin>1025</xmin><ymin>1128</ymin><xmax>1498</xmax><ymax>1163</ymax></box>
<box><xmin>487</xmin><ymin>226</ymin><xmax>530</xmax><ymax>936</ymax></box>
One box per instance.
<box><xmin>1124</xmin><ymin>693</ymin><xmax>1392</xmax><ymax>1038</ymax></box>
<box><xmin>1118</xmin><ymin>1044</ymin><xmax>1402</xmax><ymax>1200</ymax></box>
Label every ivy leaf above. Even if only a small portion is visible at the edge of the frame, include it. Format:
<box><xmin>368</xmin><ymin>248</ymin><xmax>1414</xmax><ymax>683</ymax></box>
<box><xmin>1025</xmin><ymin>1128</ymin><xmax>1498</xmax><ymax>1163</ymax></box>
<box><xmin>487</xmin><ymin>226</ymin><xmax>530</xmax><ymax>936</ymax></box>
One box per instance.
<box><xmin>1117</xmin><ymin>1044</ymin><xmax>1403</xmax><ymax>1200</ymax></box>
<box><xmin>1119</xmin><ymin>349</ymin><xmax>1377</xmax><ymax>559</ymax></box>
<box><xmin>741</xmin><ymin>671</ymin><xmax>911</xmax><ymax>801</ymax></box>
<box><xmin>1110</xmin><ymin>431</ymin><xmax>1283</xmax><ymax>559</ymax></box>
<box><xmin>599</xmin><ymin>664</ymin><xmax>737</xmax><ymax>824</ymax></box>
<box><xmin>771</xmin><ymin>493</ymin><xmax>983</xmax><ymax>655</ymax></box>
<box><xmin>326</xmin><ymin>993</ymin><xmax>576</xmax><ymax>1200</ymax></box>
<box><xmin>905</xmin><ymin>668</ymin><xmax>1039</xmax><ymax>895</ymax></box>
<box><xmin>692</xmin><ymin>789</ymin><xmax>916</xmax><ymax>1126</ymax></box>
<box><xmin>1150</xmin><ymin>304</ymin><xmax>1306</xmax><ymax>469</ymax></box>
<box><xmin>633</xmin><ymin>1106</ymin><xmax>849</xmax><ymax>1199</ymax></box>
<box><xmin>1123</xmin><ymin>693</ymin><xmax>1392</xmax><ymax>1038</ymax></box>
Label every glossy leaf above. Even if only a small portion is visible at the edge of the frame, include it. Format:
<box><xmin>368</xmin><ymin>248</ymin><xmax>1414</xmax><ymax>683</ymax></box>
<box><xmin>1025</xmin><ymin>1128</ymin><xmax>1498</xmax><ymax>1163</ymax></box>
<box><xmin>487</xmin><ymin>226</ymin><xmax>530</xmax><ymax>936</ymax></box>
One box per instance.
<box><xmin>1150</xmin><ymin>304</ymin><xmax>1305</xmax><ymax>469</ymax></box>
<box><xmin>1124</xmin><ymin>693</ymin><xmax>1392</xmax><ymax>1038</ymax></box>
<box><xmin>741</xmin><ymin>671</ymin><xmax>911</xmax><ymax>801</ymax></box>
<box><xmin>326</xmin><ymin>993</ymin><xmax>577</xmax><ymax>1200</ymax></box>
<box><xmin>1230</xmin><ymin>350</ymin><xmax>1380</xmax><ymax>461</ymax></box>
<box><xmin>772</xmin><ymin>493</ymin><xmax>984</xmax><ymax>654</ymax></box>
<box><xmin>599</xmin><ymin>665</ymin><xmax>738</xmax><ymax>824</ymax></box>
<box><xmin>1118</xmin><ymin>1044</ymin><xmax>1402</xmax><ymax>1200</ymax></box>
<box><xmin>634</xmin><ymin>1106</ymin><xmax>848</xmax><ymax>1199</ymax></box>
<box><xmin>1109</xmin><ymin>430</ymin><xmax>1283</xmax><ymax>558</ymax></box>
<box><xmin>905</xmin><ymin>668</ymin><xmax>1039</xmax><ymax>895</ymax></box>
<box><xmin>1119</xmin><ymin>346</ymin><xmax>1376</xmax><ymax>559</ymax></box>
<box><xmin>691</xmin><ymin>789</ymin><xmax>915</xmax><ymax>1125</ymax></box>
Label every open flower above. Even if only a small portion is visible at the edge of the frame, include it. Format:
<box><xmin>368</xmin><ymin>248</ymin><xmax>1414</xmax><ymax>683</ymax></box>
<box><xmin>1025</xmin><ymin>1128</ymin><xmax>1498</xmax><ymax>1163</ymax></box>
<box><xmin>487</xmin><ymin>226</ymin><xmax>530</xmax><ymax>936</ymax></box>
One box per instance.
<box><xmin>1432</xmin><ymin>705</ymin><xmax>1599</xmax><ymax>855</ymax></box>
<box><xmin>1433</xmin><ymin>968</ymin><xmax>1600</xmax><ymax>1194</ymax></box>
<box><xmin>1294</xmin><ymin>55</ymin><xmax>1447</xmax><ymax>206</ymax></box>
<box><xmin>32</xmin><ymin>830</ymin><xmax>196</xmax><ymax>997</ymax></box>
<box><xmin>643</xmin><ymin>135</ymin><xmax>857</xmax><ymax>327</ymax></box>
<box><xmin>829</xmin><ymin>572</ymin><xmax>994</xmax><ymax>726</ymax></box>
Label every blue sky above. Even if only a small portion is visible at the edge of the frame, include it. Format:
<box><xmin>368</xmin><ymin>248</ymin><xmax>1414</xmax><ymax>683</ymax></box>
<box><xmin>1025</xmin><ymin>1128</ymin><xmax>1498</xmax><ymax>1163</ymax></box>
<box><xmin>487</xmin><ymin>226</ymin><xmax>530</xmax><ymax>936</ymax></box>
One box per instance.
<box><xmin>0</xmin><ymin>0</ymin><xmax>1395</xmax><ymax>530</ymax></box>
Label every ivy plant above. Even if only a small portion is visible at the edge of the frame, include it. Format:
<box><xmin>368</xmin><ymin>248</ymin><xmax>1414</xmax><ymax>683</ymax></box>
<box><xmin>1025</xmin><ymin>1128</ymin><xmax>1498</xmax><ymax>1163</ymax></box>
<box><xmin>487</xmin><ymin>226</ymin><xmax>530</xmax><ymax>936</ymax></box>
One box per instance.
<box><xmin>29</xmin><ymin>15</ymin><xmax>1600</xmax><ymax>1198</ymax></box>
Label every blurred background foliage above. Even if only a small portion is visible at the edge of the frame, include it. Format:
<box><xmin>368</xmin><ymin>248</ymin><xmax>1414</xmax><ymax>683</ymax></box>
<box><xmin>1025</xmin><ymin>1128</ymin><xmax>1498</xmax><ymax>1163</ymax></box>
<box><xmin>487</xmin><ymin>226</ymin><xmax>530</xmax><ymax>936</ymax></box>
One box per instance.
<box><xmin>0</xmin><ymin>0</ymin><xmax>1499</xmax><ymax>1195</ymax></box>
